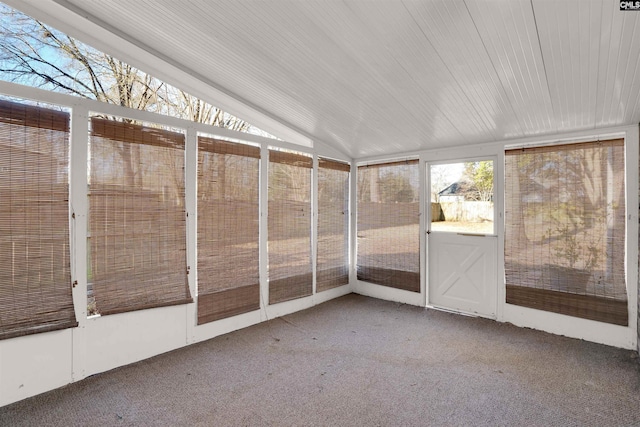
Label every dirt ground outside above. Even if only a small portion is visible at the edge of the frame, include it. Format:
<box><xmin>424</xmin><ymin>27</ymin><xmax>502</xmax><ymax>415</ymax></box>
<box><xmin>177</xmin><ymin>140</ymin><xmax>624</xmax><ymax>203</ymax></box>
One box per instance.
<box><xmin>357</xmin><ymin>224</ymin><xmax>420</xmax><ymax>272</ymax></box>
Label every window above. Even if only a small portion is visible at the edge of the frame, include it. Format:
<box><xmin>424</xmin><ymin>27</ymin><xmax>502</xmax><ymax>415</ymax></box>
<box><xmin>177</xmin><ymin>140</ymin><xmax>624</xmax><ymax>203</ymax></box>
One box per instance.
<box><xmin>268</xmin><ymin>150</ymin><xmax>312</xmax><ymax>304</ymax></box>
<box><xmin>357</xmin><ymin>160</ymin><xmax>420</xmax><ymax>292</ymax></box>
<box><xmin>0</xmin><ymin>100</ymin><xmax>77</xmax><ymax>339</ymax></box>
<box><xmin>88</xmin><ymin>118</ymin><xmax>191</xmax><ymax>315</ymax></box>
<box><xmin>430</xmin><ymin>160</ymin><xmax>494</xmax><ymax>234</ymax></box>
<box><xmin>505</xmin><ymin>140</ymin><xmax>627</xmax><ymax>325</ymax></box>
<box><xmin>317</xmin><ymin>158</ymin><xmax>350</xmax><ymax>292</ymax></box>
<box><xmin>197</xmin><ymin>137</ymin><xmax>260</xmax><ymax>323</ymax></box>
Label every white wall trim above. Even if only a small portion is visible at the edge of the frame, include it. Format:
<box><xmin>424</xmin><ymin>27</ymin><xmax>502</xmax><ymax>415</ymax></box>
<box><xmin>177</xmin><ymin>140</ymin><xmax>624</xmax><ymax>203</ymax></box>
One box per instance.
<box><xmin>352</xmin><ymin>281</ymin><xmax>424</xmax><ymax>306</ymax></box>
<box><xmin>355</xmin><ymin>126</ymin><xmax>635</xmax><ymax>165</ymax></box>
<box><xmin>503</xmin><ymin>303</ymin><xmax>636</xmax><ymax>350</ymax></box>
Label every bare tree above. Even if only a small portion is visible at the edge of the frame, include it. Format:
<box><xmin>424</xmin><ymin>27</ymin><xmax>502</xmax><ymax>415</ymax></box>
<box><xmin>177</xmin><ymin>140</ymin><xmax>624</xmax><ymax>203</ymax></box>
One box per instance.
<box><xmin>269</xmin><ymin>163</ymin><xmax>311</xmax><ymax>202</ymax></box>
<box><xmin>164</xmin><ymin>90</ymin><xmax>251</xmax><ymax>132</ymax></box>
<box><xmin>0</xmin><ymin>4</ymin><xmax>254</xmax><ymax>131</ymax></box>
<box><xmin>0</xmin><ymin>4</ymin><xmax>273</xmax><ymax>196</ymax></box>
<box><xmin>429</xmin><ymin>165</ymin><xmax>450</xmax><ymax>203</ymax></box>
<box><xmin>369</xmin><ymin>168</ymin><xmax>380</xmax><ymax>203</ymax></box>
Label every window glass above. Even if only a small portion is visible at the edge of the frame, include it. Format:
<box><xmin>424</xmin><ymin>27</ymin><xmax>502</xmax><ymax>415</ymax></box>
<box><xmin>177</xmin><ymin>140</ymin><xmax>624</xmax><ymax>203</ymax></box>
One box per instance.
<box><xmin>430</xmin><ymin>160</ymin><xmax>494</xmax><ymax>234</ymax></box>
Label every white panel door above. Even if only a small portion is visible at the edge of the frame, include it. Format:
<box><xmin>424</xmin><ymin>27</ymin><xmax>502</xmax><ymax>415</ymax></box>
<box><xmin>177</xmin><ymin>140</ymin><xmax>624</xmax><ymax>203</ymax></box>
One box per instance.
<box><xmin>428</xmin><ymin>159</ymin><xmax>497</xmax><ymax>318</ymax></box>
<box><xmin>428</xmin><ymin>232</ymin><xmax>496</xmax><ymax>317</ymax></box>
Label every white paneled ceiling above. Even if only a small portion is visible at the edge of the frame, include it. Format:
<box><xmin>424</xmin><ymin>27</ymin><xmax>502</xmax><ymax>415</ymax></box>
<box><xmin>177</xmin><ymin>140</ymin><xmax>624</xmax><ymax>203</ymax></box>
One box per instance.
<box><xmin>7</xmin><ymin>0</ymin><xmax>640</xmax><ymax>158</ymax></box>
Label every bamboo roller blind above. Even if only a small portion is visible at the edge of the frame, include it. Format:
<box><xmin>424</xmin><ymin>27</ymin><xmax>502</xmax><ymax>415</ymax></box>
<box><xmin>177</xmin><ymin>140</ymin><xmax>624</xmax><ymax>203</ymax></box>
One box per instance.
<box><xmin>0</xmin><ymin>100</ymin><xmax>77</xmax><ymax>340</ymax></box>
<box><xmin>89</xmin><ymin>118</ymin><xmax>191</xmax><ymax>316</ymax></box>
<box><xmin>268</xmin><ymin>149</ymin><xmax>312</xmax><ymax>304</ymax></box>
<box><xmin>197</xmin><ymin>137</ymin><xmax>260</xmax><ymax>324</ymax></box>
<box><xmin>505</xmin><ymin>139</ymin><xmax>627</xmax><ymax>325</ymax></box>
<box><xmin>317</xmin><ymin>158</ymin><xmax>350</xmax><ymax>292</ymax></box>
<box><xmin>357</xmin><ymin>160</ymin><xmax>420</xmax><ymax>292</ymax></box>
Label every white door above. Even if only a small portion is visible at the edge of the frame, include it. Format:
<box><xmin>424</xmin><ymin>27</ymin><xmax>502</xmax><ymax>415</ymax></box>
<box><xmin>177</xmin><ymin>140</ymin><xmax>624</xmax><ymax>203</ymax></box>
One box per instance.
<box><xmin>428</xmin><ymin>160</ymin><xmax>497</xmax><ymax>318</ymax></box>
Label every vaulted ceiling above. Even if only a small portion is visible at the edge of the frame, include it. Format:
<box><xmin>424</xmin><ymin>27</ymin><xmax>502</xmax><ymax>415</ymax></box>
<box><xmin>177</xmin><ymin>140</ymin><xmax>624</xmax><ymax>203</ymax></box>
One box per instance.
<box><xmin>7</xmin><ymin>0</ymin><xmax>640</xmax><ymax>158</ymax></box>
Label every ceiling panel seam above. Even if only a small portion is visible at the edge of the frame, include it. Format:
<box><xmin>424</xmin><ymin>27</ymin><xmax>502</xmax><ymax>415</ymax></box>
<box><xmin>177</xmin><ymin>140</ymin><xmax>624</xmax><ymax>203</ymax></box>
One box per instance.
<box><xmin>529</xmin><ymin>0</ymin><xmax>556</xmax><ymax>130</ymax></box>
<box><xmin>431</xmin><ymin>1</ymin><xmax>506</xmax><ymax>135</ymax></box>
<box><xmin>339</xmin><ymin>1</ymin><xmax>462</xmax><ymax>143</ymax></box>
<box><xmin>504</xmin><ymin>4</ymin><xmax>538</xmax><ymax>131</ymax></box>
<box><xmin>465</xmin><ymin>0</ymin><xmax>554</xmax><ymax>134</ymax></box>
<box><xmin>400</xmin><ymin>0</ymin><xmax>496</xmax><ymax>140</ymax></box>
<box><xmin>293</xmin><ymin>4</ymin><xmax>421</xmax><ymax>146</ymax></box>
<box><xmin>462</xmin><ymin>0</ymin><xmax>523</xmax><ymax>136</ymax></box>
<box><xmin>259</xmin><ymin>1</ymin><xmax>432</xmax><ymax>152</ymax></box>
<box><xmin>593</xmin><ymin>1</ymin><xmax>603</xmax><ymax>126</ymax></box>
<box><xmin>621</xmin><ymin>16</ymin><xmax>640</xmax><ymax>125</ymax></box>
<box><xmin>595</xmin><ymin>1</ymin><xmax>612</xmax><ymax>126</ymax></box>
<box><xmin>608</xmin><ymin>12</ymin><xmax>627</xmax><ymax>125</ymax></box>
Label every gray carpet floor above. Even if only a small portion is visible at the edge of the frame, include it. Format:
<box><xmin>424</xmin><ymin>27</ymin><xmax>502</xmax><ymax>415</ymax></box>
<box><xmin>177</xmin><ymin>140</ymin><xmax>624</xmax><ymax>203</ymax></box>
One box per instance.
<box><xmin>2</xmin><ymin>294</ymin><xmax>640</xmax><ymax>426</ymax></box>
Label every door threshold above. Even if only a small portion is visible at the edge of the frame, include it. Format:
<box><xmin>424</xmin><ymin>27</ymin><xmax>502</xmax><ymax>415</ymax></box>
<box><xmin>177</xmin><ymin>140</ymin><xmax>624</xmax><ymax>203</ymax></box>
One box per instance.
<box><xmin>426</xmin><ymin>304</ymin><xmax>496</xmax><ymax>320</ymax></box>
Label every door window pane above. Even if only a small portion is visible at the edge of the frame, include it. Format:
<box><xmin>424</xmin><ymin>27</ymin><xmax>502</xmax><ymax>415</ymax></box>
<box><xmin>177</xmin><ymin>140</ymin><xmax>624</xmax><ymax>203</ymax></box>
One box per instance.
<box><xmin>430</xmin><ymin>161</ymin><xmax>494</xmax><ymax>234</ymax></box>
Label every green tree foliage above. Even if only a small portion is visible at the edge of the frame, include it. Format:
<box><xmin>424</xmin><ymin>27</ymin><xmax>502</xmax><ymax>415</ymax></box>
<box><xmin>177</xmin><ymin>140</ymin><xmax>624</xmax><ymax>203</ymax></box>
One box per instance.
<box><xmin>463</xmin><ymin>161</ymin><xmax>493</xmax><ymax>201</ymax></box>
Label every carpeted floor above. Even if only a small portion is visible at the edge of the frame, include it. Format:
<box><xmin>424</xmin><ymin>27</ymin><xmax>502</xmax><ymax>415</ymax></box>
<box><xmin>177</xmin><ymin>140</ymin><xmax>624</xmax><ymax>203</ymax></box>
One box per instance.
<box><xmin>2</xmin><ymin>294</ymin><xmax>640</xmax><ymax>426</ymax></box>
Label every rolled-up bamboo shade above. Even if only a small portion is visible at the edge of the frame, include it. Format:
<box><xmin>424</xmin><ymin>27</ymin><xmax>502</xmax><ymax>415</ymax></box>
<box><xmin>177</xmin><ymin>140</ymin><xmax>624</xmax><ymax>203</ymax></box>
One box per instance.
<box><xmin>89</xmin><ymin>118</ymin><xmax>191</xmax><ymax>315</ymax></box>
<box><xmin>268</xmin><ymin>149</ymin><xmax>312</xmax><ymax>304</ymax></box>
<box><xmin>357</xmin><ymin>160</ymin><xmax>420</xmax><ymax>292</ymax></box>
<box><xmin>505</xmin><ymin>139</ymin><xmax>627</xmax><ymax>325</ymax></box>
<box><xmin>0</xmin><ymin>100</ymin><xmax>77</xmax><ymax>340</ymax></box>
<box><xmin>197</xmin><ymin>137</ymin><xmax>260</xmax><ymax>324</ymax></box>
<box><xmin>318</xmin><ymin>158</ymin><xmax>351</xmax><ymax>172</ymax></box>
<box><xmin>317</xmin><ymin>158</ymin><xmax>350</xmax><ymax>292</ymax></box>
<box><xmin>269</xmin><ymin>150</ymin><xmax>313</xmax><ymax>168</ymax></box>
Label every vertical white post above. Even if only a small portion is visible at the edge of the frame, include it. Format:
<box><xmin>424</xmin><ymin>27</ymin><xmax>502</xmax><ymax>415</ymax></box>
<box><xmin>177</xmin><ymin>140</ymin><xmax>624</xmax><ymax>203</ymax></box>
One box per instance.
<box><xmin>625</xmin><ymin>127</ymin><xmax>639</xmax><ymax>348</ymax></box>
<box><xmin>349</xmin><ymin>160</ymin><xmax>358</xmax><ymax>288</ymax></box>
<box><xmin>495</xmin><ymin>151</ymin><xmax>506</xmax><ymax>322</ymax></box>
<box><xmin>419</xmin><ymin>156</ymin><xmax>427</xmax><ymax>306</ymax></box>
<box><xmin>344</xmin><ymin>162</ymin><xmax>351</xmax><ymax>288</ymax></box>
<box><xmin>312</xmin><ymin>155</ymin><xmax>319</xmax><ymax>297</ymax></box>
<box><xmin>184</xmin><ymin>126</ymin><xmax>198</xmax><ymax>344</ymax></box>
<box><xmin>70</xmin><ymin>104</ymin><xmax>88</xmax><ymax>382</ymax></box>
<box><xmin>259</xmin><ymin>146</ymin><xmax>270</xmax><ymax>319</ymax></box>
